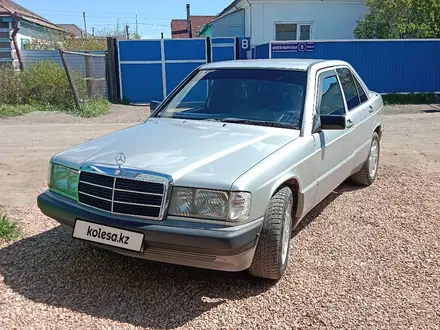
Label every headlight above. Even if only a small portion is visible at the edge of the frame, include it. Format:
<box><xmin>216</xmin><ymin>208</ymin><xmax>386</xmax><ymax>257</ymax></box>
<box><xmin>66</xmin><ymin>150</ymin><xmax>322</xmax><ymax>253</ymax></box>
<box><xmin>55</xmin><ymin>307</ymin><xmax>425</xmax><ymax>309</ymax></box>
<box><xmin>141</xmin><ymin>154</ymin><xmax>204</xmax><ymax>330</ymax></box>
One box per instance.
<box><xmin>49</xmin><ymin>163</ymin><xmax>79</xmax><ymax>200</ymax></box>
<box><xmin>168</xmin><ymin>187</ymin><xmax>251</xmax><ymax>223</ymax></box>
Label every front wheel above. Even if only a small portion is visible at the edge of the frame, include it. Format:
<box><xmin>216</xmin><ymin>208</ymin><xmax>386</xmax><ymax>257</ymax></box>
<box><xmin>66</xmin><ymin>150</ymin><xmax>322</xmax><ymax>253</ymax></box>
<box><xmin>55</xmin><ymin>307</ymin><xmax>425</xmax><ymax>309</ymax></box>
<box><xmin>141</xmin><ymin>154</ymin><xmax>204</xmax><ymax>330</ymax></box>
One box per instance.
<box><xmin>248</xmin><ymin>186</ymin><xmax>294</xmax><ymax>280</ymax></box>
<box><xmin>350</xmin><ymin>132</ymin><xmax>381</xmax><ymax>186</ymax></box>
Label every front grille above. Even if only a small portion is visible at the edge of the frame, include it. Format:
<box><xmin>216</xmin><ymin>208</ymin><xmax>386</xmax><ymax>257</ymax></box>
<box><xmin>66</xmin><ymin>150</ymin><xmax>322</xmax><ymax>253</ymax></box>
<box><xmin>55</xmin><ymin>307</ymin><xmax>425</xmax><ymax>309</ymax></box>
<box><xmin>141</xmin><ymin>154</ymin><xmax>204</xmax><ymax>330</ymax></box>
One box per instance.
<box><xmin>78</xmin><ymin>171</ymin><xmax>167</xmax><ymax>220</ymax></box>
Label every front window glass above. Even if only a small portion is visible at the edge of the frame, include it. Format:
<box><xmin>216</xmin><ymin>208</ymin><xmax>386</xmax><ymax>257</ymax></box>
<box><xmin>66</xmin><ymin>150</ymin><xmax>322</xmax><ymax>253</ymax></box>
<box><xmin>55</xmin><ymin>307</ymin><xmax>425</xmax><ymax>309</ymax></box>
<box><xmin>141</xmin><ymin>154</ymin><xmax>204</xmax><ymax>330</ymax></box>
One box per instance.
<box><xmin>319</xmin><ymin>75</ymin><xmax>345</xmax><ymax>115</ymax></box>
<box><xmin>154</xmin><ymin>69</ymin><xmax>307</xmax><ymax>129</ymax></box>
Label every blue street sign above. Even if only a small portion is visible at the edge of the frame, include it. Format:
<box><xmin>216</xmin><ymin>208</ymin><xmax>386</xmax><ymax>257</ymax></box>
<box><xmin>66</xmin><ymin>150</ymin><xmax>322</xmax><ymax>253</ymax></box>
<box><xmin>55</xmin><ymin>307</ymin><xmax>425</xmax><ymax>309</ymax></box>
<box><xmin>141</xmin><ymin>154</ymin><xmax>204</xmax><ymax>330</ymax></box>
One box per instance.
<box><xmin>271</xmin><ymin>42</ymin><xmax>315</xmax><ymax>53</ymax></box>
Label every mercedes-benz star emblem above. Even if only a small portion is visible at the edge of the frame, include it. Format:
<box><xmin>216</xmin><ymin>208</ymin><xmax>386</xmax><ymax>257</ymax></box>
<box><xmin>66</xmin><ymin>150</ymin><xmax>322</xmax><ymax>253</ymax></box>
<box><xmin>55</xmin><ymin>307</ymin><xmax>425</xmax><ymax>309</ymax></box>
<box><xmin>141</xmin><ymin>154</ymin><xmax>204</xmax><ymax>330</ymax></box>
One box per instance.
<box><xmin>115</xmin><ymin>152</ymin><xmax>126</xmax><ymax>176</ymax></box>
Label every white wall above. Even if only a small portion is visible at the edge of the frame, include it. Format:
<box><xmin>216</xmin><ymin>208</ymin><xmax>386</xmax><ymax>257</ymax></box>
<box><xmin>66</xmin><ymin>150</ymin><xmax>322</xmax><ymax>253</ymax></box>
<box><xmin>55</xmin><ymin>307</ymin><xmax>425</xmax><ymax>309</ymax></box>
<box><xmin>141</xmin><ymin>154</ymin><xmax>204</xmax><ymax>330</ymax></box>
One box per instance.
<box><xmin>250</xmin><ymin>0</ymin><xmax>368</xmax><ymax>45</ymax></box>
<box><xmin>244</xmin><ymin>5</ymin><xmax>252</xmax><ymax>37</ymax></box>
<box><xmin>211</xmin><ymin>10</ymin><xmax>246</xmax><ymax>37</ymax></box>
<box><xmin>16</xmin><ymin>25</ymin><xmax>54</xmax><ymax>50</ymax></box>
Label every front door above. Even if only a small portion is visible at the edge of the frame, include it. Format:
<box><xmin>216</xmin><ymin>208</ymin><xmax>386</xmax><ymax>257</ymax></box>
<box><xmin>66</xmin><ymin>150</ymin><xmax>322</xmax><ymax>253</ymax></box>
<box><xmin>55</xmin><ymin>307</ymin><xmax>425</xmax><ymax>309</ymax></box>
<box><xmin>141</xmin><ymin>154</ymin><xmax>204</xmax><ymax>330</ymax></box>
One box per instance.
<box><xmin>312</xmin><ymin>68</ymin><xmax>357</xmax><ymax>205</ymax></box>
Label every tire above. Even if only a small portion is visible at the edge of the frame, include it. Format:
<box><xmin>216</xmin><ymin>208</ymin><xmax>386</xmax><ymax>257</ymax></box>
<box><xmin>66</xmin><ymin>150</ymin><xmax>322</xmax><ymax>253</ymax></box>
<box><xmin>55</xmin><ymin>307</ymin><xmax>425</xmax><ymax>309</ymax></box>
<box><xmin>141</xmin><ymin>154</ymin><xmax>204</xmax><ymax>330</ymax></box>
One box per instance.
<box><xmin>350</xmin><ymin>132</ymin><xmax>380</xmax><ymax>186</ymax></box>
<box><xmin>248</xmin><ymin>186</ymin><xmax>294</xmax><ymax>280</ymax></box>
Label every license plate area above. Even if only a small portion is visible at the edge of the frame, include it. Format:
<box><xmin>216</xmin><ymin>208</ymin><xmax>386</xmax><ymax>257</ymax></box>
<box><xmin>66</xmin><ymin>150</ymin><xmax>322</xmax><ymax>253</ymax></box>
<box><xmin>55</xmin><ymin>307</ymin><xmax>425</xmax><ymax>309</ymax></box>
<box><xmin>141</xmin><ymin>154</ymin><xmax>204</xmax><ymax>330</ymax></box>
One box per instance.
<box><xmin>73</xmin><ymin>219</ymin><xmax>145</xmax><ymax>252</ymax></box>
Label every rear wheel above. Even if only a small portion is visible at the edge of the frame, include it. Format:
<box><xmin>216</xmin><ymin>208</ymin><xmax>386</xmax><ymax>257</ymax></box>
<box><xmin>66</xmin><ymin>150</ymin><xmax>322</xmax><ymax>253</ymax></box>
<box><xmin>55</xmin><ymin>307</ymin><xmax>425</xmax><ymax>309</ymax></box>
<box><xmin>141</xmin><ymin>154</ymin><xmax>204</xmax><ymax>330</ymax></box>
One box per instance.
<box><xmin>350</xmin><ymin>132</ymin><xmax>380</xmax><ymax>186</ymax></box>
<box><xmin>248</xmin><ymin>186</ymin><xmax>293</xmax><ymax>280</ymax></box>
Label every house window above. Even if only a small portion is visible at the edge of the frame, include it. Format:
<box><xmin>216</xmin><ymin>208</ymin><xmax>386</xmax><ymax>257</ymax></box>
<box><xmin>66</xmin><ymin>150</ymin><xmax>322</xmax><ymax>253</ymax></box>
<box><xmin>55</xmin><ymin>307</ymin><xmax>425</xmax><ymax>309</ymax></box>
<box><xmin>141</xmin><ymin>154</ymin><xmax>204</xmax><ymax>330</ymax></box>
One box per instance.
<box><xmin>275</xmin><ymin>23</ymin><xmax>297</xmax><ymax>41</ymax></box>
<box><xmin>300</xmin><ymin>25</ymin><xmax>311</xmax><ymax>40</ymax></box>
<box><xmin>275</xmin><ymin>23</ymin><xmax>312</xmax><ymax>41</ymax></box>
<box><xmin>21</xmin><ymin>38</ymin><xmax>31</xmax><ymax>50</ymax></box>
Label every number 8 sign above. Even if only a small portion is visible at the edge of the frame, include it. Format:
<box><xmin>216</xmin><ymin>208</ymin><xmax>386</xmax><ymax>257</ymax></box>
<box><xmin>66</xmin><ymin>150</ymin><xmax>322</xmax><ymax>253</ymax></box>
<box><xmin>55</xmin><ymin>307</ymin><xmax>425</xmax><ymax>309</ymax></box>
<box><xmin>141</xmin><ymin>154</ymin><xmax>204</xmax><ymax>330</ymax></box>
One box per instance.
<box><xmin>240</xmin><ymin>37</ymin><xmax>250</xmax><ymax>51</ymax></box>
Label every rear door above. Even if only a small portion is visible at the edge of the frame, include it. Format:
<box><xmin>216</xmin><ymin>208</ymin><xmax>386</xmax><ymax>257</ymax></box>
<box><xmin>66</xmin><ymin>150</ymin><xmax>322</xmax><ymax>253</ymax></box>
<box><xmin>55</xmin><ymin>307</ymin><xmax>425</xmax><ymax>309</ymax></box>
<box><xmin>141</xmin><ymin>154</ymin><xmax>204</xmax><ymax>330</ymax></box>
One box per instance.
<box><xmin>336</xmin><ymin>67</ymin><xmax>374</xmax><ymax>168</ymax></box>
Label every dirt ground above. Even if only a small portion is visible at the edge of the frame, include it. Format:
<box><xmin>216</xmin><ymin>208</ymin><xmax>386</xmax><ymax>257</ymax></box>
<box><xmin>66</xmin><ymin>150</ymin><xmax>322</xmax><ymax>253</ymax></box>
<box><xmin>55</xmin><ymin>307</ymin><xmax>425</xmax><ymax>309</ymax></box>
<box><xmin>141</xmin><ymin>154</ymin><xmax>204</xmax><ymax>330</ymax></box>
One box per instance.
<box><xmin>0</xmin><ymin>104</ymin><xmax>439</xmax><ymax>329</ymax></box>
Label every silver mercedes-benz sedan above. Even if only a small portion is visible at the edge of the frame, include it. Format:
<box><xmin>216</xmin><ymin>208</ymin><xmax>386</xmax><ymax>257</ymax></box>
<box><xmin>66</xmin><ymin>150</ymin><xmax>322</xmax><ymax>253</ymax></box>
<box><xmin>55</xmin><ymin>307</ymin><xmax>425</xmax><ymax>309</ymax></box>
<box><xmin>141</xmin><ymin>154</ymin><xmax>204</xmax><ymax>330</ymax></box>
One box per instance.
<box><xmin>38</xmin><ymin>59</ymin><xmax>384</xmax><ymax>280</ymax></box>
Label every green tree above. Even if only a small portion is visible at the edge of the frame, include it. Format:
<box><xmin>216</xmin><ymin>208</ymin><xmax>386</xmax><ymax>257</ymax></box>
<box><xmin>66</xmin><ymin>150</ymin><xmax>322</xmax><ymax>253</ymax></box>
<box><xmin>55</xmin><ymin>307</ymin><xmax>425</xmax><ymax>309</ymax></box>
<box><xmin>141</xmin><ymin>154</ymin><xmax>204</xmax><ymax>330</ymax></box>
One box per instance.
<box><xmin>355</xmin><ymin>0</ymin><xmax>440</xmax><ymax>39</ymax></box>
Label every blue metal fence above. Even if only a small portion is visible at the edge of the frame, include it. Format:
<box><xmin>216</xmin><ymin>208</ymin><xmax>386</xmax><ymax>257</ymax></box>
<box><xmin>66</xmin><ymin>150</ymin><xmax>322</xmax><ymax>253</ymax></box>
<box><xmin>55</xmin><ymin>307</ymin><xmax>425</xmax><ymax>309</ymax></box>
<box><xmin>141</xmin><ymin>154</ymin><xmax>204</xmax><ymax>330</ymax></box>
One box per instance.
<box><xmin>118</xmin><ymin>37</ymin><xmax>249</xmax><ymax>103</ymax></box>
<box><xmin>211</xmin><ymin>37</ymin><xmax>236</xmax><ymax>62</ymax></box>
<box><xmin>252</xmin><ymin>40</ymin><xmax>440</xmax><ymax>94</ymax></box>
<box><xmin>254</xmin><ymin>43</ymin><xmax>270</xmax><ymax>60</ymax></box>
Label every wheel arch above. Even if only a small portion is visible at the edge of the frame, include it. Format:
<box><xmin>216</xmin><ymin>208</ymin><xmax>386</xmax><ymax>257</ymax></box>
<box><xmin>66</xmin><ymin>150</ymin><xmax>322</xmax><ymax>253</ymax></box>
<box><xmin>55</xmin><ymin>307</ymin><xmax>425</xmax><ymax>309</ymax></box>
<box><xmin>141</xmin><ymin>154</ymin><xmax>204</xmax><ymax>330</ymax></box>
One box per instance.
<box><xmin>374</xmin><ymin>125</ymin><xmax>383</xmax><ymax>140</ymax></box>
<box><xmin>269</xmin><ymin>176</ymin><xmax>303</xmax><ymax>222</ymax></box>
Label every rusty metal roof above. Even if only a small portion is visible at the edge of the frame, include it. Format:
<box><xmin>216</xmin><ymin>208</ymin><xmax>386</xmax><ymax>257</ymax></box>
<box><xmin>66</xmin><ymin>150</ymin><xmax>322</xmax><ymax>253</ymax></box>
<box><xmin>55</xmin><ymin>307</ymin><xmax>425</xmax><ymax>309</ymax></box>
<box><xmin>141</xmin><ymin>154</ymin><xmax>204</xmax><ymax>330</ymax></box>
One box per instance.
<box><xmin>0</xmin><ymin>0</ymin><xmax>63</xmax><ymax>31</ymax></box>
<box><xmin>171</xmin><ymin>16</ymin><xmax>216</xmax><ymax>38</ymax></box>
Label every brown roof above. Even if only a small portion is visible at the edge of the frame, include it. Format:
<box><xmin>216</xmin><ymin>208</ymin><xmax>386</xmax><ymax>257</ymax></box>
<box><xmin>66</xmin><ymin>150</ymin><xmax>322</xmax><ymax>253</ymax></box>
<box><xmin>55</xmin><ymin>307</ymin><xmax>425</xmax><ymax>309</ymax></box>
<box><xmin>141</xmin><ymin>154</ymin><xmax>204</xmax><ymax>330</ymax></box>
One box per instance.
<box><xmin>0</xmin><ymin>0</ymin><xmax>63</xmax><ymax>31</ymax></box>
<box><xmin>171</xmin><ymin>15</ymin><xmax>216</xmax><ymax>39</ymax></box>
<box><xmin>58</xmin><ymin>24</ymin><xmax>86</xmax><ymax>38</ymax></box>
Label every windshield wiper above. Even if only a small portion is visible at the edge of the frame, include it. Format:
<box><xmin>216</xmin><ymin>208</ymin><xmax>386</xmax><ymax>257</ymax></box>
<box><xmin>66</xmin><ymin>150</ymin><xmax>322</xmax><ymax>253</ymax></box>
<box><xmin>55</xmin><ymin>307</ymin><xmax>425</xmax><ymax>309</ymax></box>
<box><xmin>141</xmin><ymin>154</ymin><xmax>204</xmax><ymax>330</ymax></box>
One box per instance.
<box><xmin>220</xmin><ymin>118</ymin><xmax>297</xmax><ymax>129</ymax></box>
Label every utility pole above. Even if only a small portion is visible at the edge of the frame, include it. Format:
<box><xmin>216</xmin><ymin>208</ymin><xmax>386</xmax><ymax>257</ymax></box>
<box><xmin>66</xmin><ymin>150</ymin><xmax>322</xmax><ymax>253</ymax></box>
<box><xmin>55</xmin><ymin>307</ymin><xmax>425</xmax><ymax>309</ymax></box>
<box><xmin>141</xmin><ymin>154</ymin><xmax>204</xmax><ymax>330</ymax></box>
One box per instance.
<box><xmin>136</xmin><ymin>9</ymin><xmax>138</xmax><ymax>37</ymax></box>
<box><xmin>83</xmin><ymin>12</ymin><xmax>88</xmax><ymax>37</ymax></box>
<box><xmin>186</xmin><ymin>3</ymin><xmax>192</xmax><ymax>38</ymax></box>
<box><xmin>92</xmin><ymin>27</ymin><xmax>95</xmax><ymax>37</ymax></box>
<box><xmin>125</xmin><ymin>24</ymin><xmax>130</xmax><ymax>39</ymax></box>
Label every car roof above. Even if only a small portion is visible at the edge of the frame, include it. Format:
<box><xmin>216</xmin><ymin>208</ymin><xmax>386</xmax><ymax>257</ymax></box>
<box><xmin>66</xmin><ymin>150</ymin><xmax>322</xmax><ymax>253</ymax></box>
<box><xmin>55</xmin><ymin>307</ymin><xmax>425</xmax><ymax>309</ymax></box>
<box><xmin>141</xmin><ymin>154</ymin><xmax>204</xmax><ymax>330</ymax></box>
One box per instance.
<box><xmin>200</xmin><ymin>59</ymin><xmax>348</xmax><ymax>71</ymax></box>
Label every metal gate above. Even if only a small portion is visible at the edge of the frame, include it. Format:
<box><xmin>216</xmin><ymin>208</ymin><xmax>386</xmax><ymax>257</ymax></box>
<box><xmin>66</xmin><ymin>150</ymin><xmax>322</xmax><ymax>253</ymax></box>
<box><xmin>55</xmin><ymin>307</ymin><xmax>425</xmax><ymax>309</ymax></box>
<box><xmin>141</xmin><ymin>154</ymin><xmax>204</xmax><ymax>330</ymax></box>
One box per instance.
<box><xmin>118</xmin><ymin>37</ymin><xmax>249</xmax><ymax>103</ymax></box>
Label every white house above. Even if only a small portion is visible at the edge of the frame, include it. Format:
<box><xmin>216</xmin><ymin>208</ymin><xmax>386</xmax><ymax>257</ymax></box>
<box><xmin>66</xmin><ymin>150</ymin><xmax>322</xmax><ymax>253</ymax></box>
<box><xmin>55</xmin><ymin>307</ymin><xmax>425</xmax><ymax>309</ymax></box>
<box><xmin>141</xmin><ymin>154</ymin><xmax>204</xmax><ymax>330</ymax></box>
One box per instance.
<box><xmin>199</xmin><ymin>0</ymin><xmax>368</xmax><ymax>46</ymax></box>
<box><xmin>0</xmin><ymin>0</ymin><xmax>65</xmax><ymax>68</ymax></box>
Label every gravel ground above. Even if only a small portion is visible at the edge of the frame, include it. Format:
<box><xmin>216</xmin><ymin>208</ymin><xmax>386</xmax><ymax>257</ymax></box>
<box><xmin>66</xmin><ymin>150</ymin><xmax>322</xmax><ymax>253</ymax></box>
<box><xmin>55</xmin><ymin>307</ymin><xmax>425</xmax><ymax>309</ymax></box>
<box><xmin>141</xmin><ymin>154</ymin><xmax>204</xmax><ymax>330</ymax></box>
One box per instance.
<box><xmin>0</xmin><ymin>104</ymin><xmax>439</xmax><ymax>329</ymax></box>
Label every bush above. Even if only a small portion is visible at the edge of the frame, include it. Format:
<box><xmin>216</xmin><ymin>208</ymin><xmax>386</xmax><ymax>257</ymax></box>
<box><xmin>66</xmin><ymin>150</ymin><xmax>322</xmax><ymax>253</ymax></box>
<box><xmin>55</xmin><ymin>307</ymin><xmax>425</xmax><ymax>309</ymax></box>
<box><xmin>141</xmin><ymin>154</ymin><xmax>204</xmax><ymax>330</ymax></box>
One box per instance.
<box><xmin>21</xmin><ymin>61</ymin><xmax>87</xmax><ymax>106</ymax></box>
<box><xmin>0</xmin><ymin>61</ymin><xmax>86</xmax><ymax>107</ymax></box>
<box><xmin>382</xmin><ymin>93</ymin><xmax>439</xmax><ymax>105</ymax></box>
<box><xmin>24</xmin><ymin>37</ymin><xmax>108</xmax><ymax>51</ymax></box>
<box><xmin>0</xmin><ymin>61</ymin><xmax>109</xmax><ymax>118</ymax></box>
<box><xmin>0</xmin><ymin>66</ymin><xmax>26</xmax><ymax>104</ymax></box>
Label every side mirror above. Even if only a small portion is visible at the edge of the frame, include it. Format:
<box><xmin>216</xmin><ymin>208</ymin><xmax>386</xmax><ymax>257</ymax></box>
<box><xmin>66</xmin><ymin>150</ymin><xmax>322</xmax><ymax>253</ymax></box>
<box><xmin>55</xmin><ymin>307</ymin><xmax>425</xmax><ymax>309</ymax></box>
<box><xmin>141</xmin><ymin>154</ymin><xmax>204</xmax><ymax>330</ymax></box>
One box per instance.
<box><xmin>150</xmin><ymin>100</ymin><xmax>161</xmax><ymax>112</ymax></box>
<box><xmin>320</xmin><ymin>115</ymin><xmax>346</xmax><ymax>130</ymax></box>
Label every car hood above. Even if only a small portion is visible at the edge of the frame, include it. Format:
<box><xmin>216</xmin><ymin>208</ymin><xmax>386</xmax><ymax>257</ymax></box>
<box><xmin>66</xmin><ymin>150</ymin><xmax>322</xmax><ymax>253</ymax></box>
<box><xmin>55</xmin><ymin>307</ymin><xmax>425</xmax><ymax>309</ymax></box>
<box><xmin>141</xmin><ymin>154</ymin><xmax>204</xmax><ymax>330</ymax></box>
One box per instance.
<box><xmin>53</xmin><ymin>118</ymin><xmax>299</xmax><ymax>190</ymax></box>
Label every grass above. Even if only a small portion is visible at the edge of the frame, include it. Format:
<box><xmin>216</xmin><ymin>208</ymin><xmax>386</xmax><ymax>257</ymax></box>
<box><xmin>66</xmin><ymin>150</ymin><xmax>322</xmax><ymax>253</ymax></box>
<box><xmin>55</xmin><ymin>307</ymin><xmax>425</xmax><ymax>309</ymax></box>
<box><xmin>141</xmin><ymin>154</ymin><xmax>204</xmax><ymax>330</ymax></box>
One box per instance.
<box><xmin>382</xmin><ymin>93</ymin><xmax>439</xmax><ymax>105</ymax></box>
<box><xmin>0</xmin><ymin>213</ymin><xmax>22</xmax><ymax>242</ymax></box>
<box><xmin>0</xmin><ymin>104</ymin><xmax>40</xmax><ymax>118</ymax></box>
<box><xmin>73</xmin><ymin>99</ymin><xmax>111</xmax><ymax>118</ymax></box>
<box><xmin>0</xmin><ymin>99</ymin><xmax>110</xmax><ymax>119</ymax></box>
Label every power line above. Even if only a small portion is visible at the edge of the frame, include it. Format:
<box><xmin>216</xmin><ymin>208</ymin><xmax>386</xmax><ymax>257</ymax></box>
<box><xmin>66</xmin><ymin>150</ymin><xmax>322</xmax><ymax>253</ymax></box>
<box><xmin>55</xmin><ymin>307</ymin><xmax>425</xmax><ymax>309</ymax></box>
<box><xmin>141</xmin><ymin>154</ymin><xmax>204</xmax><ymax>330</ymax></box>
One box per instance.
<box><xmin>30</xmin><ymin>8</ymin><xmax>217</xmax><ymax>19</ymax></box>
<box><xmin>55</xmin><ymin>17</ymin><xmax>170</xmax><ymax>23</ymax></box>
<box><xmin>42</xmin><ymin>13</ymin><xmax>172</xmax><ymax>20</ymax></box>
<box><xmin>30</xmin><ymin>9</ymin><xmax>165</xmax><ymax>15</ymax></box>
<box><xmin>92</xmin><ymin>23</ymin><xmax>168</xmax><ymax>27</ymax></box>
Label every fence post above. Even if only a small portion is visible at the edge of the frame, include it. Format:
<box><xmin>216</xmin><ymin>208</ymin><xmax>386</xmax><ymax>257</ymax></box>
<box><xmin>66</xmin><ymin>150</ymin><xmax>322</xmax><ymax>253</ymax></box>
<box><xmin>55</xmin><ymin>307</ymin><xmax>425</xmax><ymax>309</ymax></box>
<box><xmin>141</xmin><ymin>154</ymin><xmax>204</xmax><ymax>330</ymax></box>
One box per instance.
<box><xmin>84</xmin><ymin>51</ymin><xmax>93</xmax><ymax>97</ymax></box>
<box><xmin>206</xmin><ymin>37</ymin><xmax>212</xmax><ymax>63</ymax></box>
<box><xmin>235</xmin><ymin>37</ymin><xmax>240</xmax><ymax>60</ymax></box>
<box><xmin>59</xmin><ymin>49</ymin><xmax>81</xmax><ymax>109</ymax></box>
<box><xmin>106</xmin><ymin>37</ymin><xmax>120</xmax><ymax>103</ymax></box>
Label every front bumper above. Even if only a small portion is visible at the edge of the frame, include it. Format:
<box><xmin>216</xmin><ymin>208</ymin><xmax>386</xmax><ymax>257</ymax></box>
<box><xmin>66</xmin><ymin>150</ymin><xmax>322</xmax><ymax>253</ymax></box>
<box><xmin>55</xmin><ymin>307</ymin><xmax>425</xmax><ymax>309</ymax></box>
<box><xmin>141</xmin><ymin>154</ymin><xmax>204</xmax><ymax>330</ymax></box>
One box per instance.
<box><xmin>37</xmin><ymin>191</ymin><xmax>263</xmax><ymax>272</ymax></box>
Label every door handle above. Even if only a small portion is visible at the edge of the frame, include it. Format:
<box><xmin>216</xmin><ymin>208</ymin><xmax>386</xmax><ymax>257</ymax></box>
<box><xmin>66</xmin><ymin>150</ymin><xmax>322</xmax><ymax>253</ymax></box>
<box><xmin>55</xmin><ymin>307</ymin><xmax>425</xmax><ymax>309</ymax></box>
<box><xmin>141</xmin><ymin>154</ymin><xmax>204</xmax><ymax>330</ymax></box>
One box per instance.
<box><xmin>346</xmin><ymin>119</ymin><xmax>354</xmax><ymax>128</ymax></box>
<box><xmin>369</xmin><ymin>105</ymin><xmax>374</xmax><ymax>113</ymax></box>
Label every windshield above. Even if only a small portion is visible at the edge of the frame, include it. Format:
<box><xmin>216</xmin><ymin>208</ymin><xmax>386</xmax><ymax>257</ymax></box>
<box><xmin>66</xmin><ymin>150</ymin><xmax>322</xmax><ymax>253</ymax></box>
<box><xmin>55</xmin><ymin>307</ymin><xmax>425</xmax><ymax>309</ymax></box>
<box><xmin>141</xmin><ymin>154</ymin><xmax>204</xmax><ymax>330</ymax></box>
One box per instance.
<box><xmin>153</xmin><ymin>69</ymin><xmax>307</xmax><ymax>129</ymax></box>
